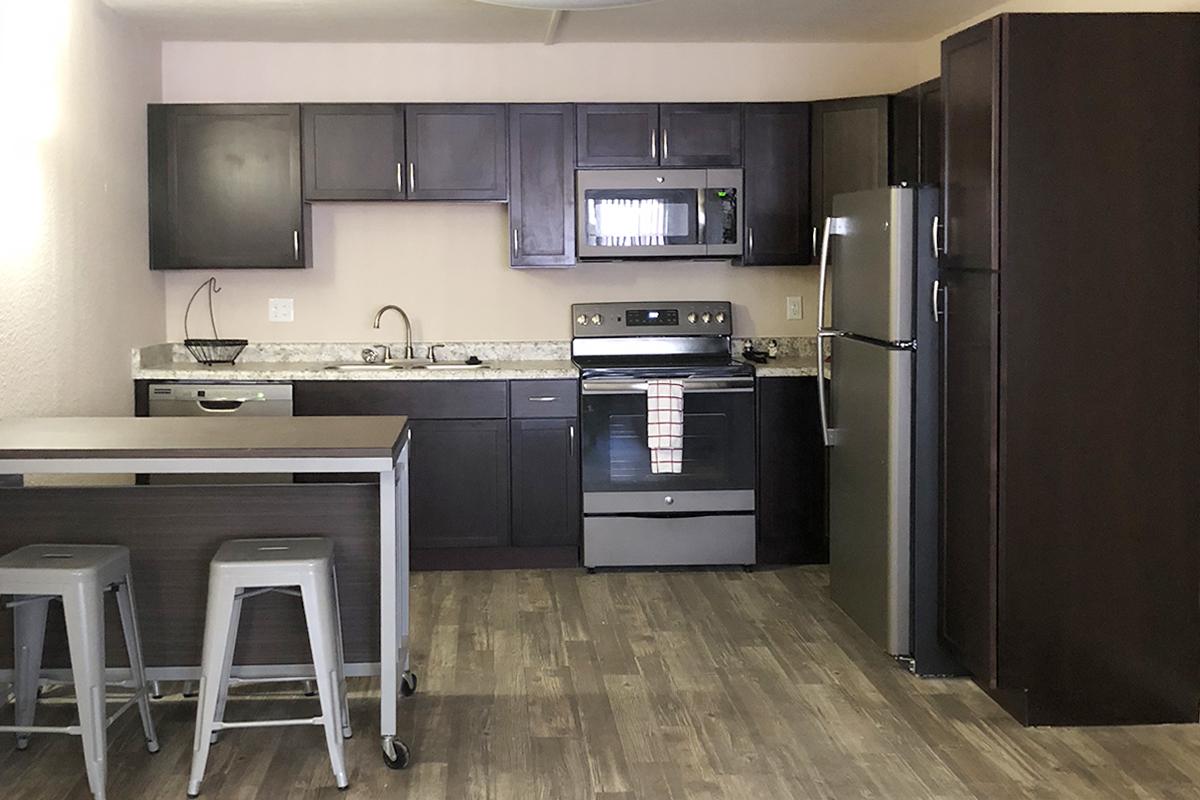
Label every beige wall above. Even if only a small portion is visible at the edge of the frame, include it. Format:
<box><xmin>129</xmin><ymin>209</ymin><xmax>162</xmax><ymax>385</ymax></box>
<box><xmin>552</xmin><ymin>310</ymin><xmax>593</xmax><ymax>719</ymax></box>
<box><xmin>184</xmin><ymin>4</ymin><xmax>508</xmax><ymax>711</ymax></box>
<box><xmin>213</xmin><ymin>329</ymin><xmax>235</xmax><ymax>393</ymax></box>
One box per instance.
<box><xmin>916</xmin><ymin>0</ymin><xmax>1200</xmax><ymax>77</ymax></box>
<box><xmin>0</xmin><ymin>0</ymin><xmax>163</xmax><ymax>416</ymax></box>
<box><xmin>160</xmin><ymin>41</ymin><xmax>928</xmax><ymax>342</ymax></box>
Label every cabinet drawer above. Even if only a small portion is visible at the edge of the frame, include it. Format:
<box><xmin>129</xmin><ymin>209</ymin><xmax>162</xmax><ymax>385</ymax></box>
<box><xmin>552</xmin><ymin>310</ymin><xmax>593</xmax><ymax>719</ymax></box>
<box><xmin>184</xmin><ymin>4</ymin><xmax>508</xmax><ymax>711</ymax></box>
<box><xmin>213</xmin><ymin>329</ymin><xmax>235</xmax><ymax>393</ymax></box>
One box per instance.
<box><xmin>510</xmin><ymin>380</ymin><xmax>578</xmax><ymax>418</ymax></box>
<box><xmin>293</xmin><ymin>380</ymin><xmax>508</xmax><ymax>419</ymax></box>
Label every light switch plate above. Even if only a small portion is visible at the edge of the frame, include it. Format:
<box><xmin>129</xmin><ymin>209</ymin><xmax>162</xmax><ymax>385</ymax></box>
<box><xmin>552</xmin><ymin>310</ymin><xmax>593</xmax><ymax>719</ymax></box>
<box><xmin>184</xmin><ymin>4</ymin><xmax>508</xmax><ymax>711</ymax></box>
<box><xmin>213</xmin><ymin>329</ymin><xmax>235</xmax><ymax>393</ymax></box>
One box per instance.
<box><xmin>268</xmin><ymin>298</ymin><xmax>294</xmax><ymax>323</ymax></box>
<box><xmin>786</xmin><ymin>296</ymin><xmax>804</xmax><ymax>320</ymax></box>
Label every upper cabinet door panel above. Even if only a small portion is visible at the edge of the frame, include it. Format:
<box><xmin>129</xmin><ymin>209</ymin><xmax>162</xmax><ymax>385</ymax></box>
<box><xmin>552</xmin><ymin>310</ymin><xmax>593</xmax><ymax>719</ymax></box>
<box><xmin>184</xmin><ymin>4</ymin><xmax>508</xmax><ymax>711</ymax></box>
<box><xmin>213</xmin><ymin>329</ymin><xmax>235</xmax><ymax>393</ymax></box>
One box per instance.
<box><xmin>509</xmin><ymin>104</ymin><xmax>576</xmax><ymax>268</ymax></box>
<box><xmin>576</xmin><ymin>104</ymin><xmax>660</xmax><ymax>167</ymax></box>
<box><xmin>659</xmin><ymin>103</ymin><xmax>743</xmax><ymax>167</ymax></box>
<box><xmin>302</xmin><ymin>104</ymin><xmax>405</xmax><ymax>201</ymax></box>
<box><xmin>918</xmin><ymin>79</ymin><xmax>943</xmax><ymax>186</ymax></box>
<box><xmin>149</xmin><ymin>104</ymin><xmax>305</xmax><ymax>270</ymax></box>
<box><xmin>810</xmin><ymin>96</ymin><xmax>891</xmax><ymax>247</ymax></box>
<box><xmin>739</xmin><ymin>103</ymin><xmax>812</xmax><ymax>266</ymax></box>
<box><xmin>942</xmin><ymin>21</ymin><xmax>999</xmax><ymax>272</ymax></box>
<box><xmin>890</xmin><ymin>86</ymin><xmax>921</xmax><ymax>186</ymax></box>
<box><xmin>405</xmin><ymin>104</ymin><xmax>508</xmax><ymax>200</ymax></box>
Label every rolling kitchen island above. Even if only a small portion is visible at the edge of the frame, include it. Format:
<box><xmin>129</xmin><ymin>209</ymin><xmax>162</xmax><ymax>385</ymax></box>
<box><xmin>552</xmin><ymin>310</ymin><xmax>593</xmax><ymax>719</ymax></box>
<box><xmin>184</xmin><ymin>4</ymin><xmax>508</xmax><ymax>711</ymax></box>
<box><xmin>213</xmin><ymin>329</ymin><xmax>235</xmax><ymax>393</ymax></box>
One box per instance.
<box><xmin>0</xmin><ymin>416</ymin><xmax>415</xmax><ymax>767</ymax></box>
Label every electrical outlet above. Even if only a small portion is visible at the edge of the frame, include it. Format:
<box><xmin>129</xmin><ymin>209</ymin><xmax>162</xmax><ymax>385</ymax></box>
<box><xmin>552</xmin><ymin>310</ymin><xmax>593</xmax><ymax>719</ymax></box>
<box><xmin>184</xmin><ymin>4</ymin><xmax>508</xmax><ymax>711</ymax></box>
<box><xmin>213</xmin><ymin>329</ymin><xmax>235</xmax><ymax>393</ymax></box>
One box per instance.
<box><xmin>268</xmin><ymin>298</ymin><xmax>294</xmax><ymax>323</ymax></box>
<box><xmin>786</xmin><ymin>296</ymin><xmax>804</xmax><ymax>320</ymax></box>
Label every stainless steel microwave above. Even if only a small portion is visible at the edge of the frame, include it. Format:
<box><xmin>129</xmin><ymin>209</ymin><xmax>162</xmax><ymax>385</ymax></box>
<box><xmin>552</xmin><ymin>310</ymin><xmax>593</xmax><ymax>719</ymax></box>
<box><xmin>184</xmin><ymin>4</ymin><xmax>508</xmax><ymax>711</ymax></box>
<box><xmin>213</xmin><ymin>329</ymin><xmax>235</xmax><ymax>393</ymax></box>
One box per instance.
<box><xmin>576</xmin><ymin>168</ymin><xmax>743</xmax><ymax>259</ymax></box>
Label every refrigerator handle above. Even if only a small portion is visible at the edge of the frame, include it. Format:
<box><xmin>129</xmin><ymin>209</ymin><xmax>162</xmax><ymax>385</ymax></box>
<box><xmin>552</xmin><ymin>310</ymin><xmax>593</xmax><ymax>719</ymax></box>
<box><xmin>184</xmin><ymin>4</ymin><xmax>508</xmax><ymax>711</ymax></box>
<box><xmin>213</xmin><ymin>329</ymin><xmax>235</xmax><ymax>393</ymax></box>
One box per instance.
<box><xmin>817</xmin><ymin>216</ymin><xmax>834</xmax><ymax>332</ymax></box>
<box><xmin>816</xmin><ymin>331</ymin><xmax>841</xmax><ymax>447</ymax></box>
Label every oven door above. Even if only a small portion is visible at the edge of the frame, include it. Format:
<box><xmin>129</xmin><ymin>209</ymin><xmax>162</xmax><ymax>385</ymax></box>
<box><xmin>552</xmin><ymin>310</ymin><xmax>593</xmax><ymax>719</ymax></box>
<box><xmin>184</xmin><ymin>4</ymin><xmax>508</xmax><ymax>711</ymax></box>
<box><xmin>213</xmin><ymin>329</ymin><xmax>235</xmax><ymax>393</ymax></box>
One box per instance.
<box><xmin>580</xmin><ymin>376</ymin><xmax>756</xmax><ymax>513</ymax></box>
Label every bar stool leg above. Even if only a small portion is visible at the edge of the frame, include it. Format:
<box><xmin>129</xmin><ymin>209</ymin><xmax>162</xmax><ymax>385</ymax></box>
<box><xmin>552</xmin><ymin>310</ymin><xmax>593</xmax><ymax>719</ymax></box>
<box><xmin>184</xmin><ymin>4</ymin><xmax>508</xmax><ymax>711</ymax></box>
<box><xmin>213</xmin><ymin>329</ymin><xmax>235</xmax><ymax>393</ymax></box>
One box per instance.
<box><xmin>62</xmin><ymin>583</ymin><xmax>109</xmax><ymax>800</ymax></box>
<box><xmin>330</xmin><ymin>567</ymin><xmax>352</xmax><ymax>739</ymax></box>
<box><xmin>12</xmin><ymin>595</ymin><xmax>50</xmax><ymax>750</ymax></box>
<box><xmin>114</xmin><ymin>576</ymin><xmax>159</xmax><ymax>753</ymax></box>
<box><xmin>300</xmin><ymin>574</ymin><xmax>349</xmax><ymax>790</ymax></box>
<box><xmin>187</xmin><ymin>576</ymin><xmax>238</xmax><ymax>798</ymax></box>
<box><xmin>210</xmin><ymin>589</ymin><xmax>244</xmax><ymax>745</ymax></box>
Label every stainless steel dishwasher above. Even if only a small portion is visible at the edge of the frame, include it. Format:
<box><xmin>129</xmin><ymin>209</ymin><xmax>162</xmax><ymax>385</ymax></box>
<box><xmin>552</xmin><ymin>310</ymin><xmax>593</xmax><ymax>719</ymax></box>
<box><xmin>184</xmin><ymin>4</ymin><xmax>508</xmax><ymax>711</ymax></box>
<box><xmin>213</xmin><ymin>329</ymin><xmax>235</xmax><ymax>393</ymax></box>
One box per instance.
<box><xmin>147</xmin><ymin>383</ymin><xmax>293</xmax><ymax>484</ymax></box>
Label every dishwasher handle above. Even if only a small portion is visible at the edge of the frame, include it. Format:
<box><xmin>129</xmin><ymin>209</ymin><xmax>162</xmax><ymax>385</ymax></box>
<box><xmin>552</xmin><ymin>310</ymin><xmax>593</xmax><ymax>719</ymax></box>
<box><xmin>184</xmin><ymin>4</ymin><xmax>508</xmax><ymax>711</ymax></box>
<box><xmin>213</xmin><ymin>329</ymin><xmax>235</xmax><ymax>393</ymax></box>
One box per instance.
<box><xmin>196</xmin><ymin>399</ymin><xmax>248</xmax><ymax>413</ymax></box>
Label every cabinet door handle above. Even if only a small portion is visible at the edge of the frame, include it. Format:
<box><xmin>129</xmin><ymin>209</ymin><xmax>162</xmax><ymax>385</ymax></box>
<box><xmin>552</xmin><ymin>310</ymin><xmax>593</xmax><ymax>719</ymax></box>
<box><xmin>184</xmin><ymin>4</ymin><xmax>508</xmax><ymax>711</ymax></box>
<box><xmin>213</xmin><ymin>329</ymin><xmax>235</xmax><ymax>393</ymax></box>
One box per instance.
<box><xmin>292</xmin><ymin>230</ymin><xmax>299</xmax><ymax>260</ymax></box>
<box><xmin>650</xmin><ymin>127</ymin><xmax>657</xmax><ymax>160</ymax></box>
<box><xmin>931</xmin><ymin>279</ymin><xmax>942</xmax><ymax>323</ymax></box>
<box><xmin>747</xmin><ymin>226</ymin><xmax>754</xmax><ymax>257</ymax></box>
<box><xmin>513</xmin><ymin>227</ymin><xmax>521</xmax><ymax>256</ymax></box>
<box><xmin>569</xmin><ymin>424</ymin><xmax>574</xmax><ymax>455</ymax></box>
<box><xmin>409</xmin><ymin>162</ymin><xmax>416</xmax><ymax>192</ymax></box>
<box><xmin>932</xmin><ymin>214</ymin><xmax>943</xmax><ymax>257</ymax></box>
<box><xmin>527</xmin><ymin>396</ymin><xmax>558</xmax><ymax>402</ymax></box>
<box><xmin>661</xmin><ymin>128</ymin><xmax>669</xmax><ymax>161</ymax></box>
<box><xmin>397</xmin><ymin>163</ymin><xmax>404</xmax><ymax>193</ymax></box>
<box><xmin>812</xmin><ymin>226</ymin><xmax>819</xmax><ymax>260</ymax></box>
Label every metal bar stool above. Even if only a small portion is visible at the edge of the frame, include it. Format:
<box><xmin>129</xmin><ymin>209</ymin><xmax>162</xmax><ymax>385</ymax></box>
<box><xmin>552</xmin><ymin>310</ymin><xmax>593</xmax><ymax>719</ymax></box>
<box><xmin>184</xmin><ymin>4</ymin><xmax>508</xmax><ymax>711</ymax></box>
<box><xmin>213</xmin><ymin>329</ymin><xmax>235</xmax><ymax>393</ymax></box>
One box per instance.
<box><xmin>187</xmin><ymin>537</ymin><xmax>351</xmax><ymax>797</ymax></box>
<box><xmin>0</xmin><ymin>544</ymin><xmax>159</xmax><ymax>800</ymax></box>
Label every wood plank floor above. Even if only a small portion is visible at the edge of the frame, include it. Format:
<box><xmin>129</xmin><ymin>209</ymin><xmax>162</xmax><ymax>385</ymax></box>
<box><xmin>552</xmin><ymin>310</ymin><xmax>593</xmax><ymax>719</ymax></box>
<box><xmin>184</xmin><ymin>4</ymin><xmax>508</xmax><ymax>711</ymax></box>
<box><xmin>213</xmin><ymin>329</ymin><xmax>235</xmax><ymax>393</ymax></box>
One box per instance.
<box><xmin>3</xmin><ymin>566</ymin><xmax>1200</xmax><ymax>799</ymax></box>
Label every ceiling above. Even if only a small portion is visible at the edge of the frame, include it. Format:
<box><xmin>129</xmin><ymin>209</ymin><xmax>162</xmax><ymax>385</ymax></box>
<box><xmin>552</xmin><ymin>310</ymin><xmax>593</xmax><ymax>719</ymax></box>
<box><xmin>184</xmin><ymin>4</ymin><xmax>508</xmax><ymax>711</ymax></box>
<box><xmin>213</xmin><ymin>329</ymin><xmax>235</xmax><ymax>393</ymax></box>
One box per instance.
<box><xmin>101</xmin><ymin>0</ymin><xmax>1000</xmax><ymax>43</ymax></box>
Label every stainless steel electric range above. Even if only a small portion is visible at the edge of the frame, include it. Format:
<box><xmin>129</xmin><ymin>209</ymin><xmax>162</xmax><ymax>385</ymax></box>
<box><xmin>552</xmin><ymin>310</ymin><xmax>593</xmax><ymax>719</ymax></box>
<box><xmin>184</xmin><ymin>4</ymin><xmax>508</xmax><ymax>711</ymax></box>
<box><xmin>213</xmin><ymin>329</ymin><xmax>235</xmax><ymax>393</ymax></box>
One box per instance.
<box><xmin>572</xmin><ymin>301</ymin><xmax>756</xmax><ymax>569</ymax></box>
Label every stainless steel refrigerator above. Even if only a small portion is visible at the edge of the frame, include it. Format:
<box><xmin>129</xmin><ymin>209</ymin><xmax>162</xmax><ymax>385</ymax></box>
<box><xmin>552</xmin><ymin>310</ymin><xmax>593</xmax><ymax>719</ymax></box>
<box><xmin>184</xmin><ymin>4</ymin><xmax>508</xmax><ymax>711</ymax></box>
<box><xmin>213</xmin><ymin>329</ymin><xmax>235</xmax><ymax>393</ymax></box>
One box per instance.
<box><xmin>817</xmin><ymin>186</ymin><xmax>959</xmax><ymax>676</ymax></box>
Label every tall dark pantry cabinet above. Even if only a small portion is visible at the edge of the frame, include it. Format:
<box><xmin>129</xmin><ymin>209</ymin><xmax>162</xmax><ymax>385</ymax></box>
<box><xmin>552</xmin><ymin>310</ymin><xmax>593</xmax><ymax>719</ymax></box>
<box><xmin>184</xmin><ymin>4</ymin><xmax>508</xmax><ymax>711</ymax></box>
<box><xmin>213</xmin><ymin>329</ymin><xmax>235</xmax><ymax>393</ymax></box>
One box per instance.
<box><xmin>938</xmin><ymin>13</ymin><xmax>1200</xmax><ymax>726</ymax></box>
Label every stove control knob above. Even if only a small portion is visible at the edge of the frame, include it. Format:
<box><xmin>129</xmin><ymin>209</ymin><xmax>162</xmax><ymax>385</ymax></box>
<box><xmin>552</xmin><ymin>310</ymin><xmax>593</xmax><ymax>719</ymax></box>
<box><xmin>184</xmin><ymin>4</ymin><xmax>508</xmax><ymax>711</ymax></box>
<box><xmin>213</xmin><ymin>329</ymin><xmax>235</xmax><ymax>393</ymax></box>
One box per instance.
<box><xmin>664</xmin><ymin>496</ymin><xmax>675</xmax><ymax>505</ymax></box>
<box><xmin>687</xmin><ymin>312</ymin><xmax>697</xmax><ymax>324</ymax></box>
<box><xmin>701</xmin><ymin>312</ymin><xmax>712</xmax><ymax>324</ymax></box>
<box><xmin>715</xmin><ymin>311</ymin><xmax>726</xmax><ymax>324</ymax></box>
<box><xmin>576</xmin><ymin>314</ymin><xmax>588</xmax><ymax>326</ymax></box>
<box><xmin>590</xmin><ymin>313</ymin><xmax>603</xmax><ymax>326</ymax></box>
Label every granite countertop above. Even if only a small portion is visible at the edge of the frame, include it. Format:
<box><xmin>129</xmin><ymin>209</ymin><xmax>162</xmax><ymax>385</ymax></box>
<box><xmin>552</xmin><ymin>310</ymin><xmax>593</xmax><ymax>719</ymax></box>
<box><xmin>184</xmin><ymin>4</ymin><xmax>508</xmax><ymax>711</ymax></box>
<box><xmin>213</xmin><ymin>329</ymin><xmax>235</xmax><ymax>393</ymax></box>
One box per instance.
<box><xmin>133</xmin><ymin>338</ymin><xmax>825</xmax><ymax>382</ymax></box>
<box><xmin>133</xmin><ymin>359</ymin><xmax>579</xmax><ymax>382</ymax></box>
<box><xmin>747</xmin><ymin>354</ymin><xmax>826</xmax><ymax>378</ymax></box>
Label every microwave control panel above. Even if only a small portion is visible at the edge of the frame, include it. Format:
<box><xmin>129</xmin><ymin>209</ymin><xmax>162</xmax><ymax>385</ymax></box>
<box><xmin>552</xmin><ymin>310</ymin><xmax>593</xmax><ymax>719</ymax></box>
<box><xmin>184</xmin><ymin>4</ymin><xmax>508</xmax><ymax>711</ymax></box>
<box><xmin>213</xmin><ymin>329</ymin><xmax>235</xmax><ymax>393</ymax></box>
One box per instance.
<box><xmin>572</xmin><ymin>301</ymin><xmax>732</xmax><ymax>337</ymax></box>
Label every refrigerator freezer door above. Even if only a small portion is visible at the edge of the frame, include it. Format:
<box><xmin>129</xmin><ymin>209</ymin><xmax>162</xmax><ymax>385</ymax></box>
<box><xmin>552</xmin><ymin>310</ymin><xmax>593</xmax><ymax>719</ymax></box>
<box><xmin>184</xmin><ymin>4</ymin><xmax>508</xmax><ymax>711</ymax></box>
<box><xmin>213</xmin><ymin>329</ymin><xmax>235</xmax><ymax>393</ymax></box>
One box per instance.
<box><xmin>828</xmin><ymin>335</ymin><xmax>913</xmax><ymax>656</ymax></box>
<box><xmin>829</xmin><ymin>187</ymin><xmax>915</xmax><ymax>343</ymax></box>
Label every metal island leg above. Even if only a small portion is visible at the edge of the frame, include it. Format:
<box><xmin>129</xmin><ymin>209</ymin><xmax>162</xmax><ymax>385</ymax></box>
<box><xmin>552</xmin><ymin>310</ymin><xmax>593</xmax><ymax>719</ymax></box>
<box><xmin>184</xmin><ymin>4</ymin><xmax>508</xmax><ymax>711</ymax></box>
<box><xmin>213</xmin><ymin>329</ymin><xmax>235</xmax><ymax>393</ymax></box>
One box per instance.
<box><xmin>379</xmin><ymin>434</ymin><xmax>413</xmax><ymax>769</ymax></box>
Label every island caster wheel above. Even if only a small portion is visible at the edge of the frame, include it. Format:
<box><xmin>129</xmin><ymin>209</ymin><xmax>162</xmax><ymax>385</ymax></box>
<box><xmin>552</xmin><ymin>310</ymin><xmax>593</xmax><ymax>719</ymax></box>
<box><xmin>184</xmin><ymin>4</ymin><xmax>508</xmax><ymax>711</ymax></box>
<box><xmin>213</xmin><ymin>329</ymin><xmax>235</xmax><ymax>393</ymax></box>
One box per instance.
<box><xmin>400</xmin><ymin>671</ymin><xmax>417</xmax><ymax>697</ymax></box>
<box><xmin>382</xmin><ymin>736</ymin><xmax>411</xmax><ymax>769</ymax></box>
<box><xmin>15</xmin><ymin>735</ymin><xmax>30</xmax><ymax>751</ymax></box>
<box><xmin>146</xmin><ymin>738</ymin><xmax>161</xmax><ymax>754</ymax></box>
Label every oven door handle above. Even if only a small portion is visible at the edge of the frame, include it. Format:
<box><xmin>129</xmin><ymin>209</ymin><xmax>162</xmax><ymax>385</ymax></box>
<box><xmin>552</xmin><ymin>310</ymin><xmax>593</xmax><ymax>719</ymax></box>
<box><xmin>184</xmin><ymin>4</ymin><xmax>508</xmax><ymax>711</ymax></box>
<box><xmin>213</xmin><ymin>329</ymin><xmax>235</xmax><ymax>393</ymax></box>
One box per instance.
<box><xmin>581</xmin><ymin>377</ymin><xmax>755</xmax><ymax>395</ymax></box>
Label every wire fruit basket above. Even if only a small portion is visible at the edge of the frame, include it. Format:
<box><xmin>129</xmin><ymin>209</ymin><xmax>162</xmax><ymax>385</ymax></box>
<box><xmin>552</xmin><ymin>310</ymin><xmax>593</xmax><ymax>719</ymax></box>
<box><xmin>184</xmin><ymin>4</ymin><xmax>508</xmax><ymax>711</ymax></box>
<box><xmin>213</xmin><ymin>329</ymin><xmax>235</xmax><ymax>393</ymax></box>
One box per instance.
<box><xmin>184</xmin><ymin>278</ymin><xmax>247</xmax><ymax>365</ymax></box>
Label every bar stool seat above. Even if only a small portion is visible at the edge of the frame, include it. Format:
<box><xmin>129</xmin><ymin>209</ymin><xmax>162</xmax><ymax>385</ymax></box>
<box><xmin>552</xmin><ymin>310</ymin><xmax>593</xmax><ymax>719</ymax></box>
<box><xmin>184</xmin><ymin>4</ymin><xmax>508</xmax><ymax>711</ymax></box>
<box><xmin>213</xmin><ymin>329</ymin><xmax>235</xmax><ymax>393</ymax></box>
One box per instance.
<box><xmin>187</xmin><ymin>537</ymin><xmax>351</xmax><ymax>797</ymax></box>
<box><xmin>0</xmin><ymin>544</ymin><xmax>159</xmax><ymax>800</ymax></box>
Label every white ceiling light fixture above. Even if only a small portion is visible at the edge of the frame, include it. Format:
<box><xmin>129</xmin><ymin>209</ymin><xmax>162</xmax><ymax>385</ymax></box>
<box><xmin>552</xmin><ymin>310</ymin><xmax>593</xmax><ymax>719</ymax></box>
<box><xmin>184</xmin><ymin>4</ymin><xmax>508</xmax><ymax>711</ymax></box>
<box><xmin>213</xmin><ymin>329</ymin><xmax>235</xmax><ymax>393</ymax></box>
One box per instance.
<box><xmin>473</xmin><ymin>0</ymin><xmax>657</xmax><ymax>9</ymax></box>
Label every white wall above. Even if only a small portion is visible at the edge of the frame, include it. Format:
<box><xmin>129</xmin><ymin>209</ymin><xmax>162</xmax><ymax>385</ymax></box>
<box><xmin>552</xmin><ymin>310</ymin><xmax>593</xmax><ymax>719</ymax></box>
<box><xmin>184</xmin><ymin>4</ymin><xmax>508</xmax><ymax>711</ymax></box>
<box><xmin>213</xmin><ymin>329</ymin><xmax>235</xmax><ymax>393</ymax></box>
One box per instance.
<box><xmin>0</xmin><ymin>0</ymin><xmax>163</xmax><ymax>416</ymax></box>
<box><xmin>160</xmin><ymin>41</ymin><xmax>928</xmax><ymax>342</ymax></box>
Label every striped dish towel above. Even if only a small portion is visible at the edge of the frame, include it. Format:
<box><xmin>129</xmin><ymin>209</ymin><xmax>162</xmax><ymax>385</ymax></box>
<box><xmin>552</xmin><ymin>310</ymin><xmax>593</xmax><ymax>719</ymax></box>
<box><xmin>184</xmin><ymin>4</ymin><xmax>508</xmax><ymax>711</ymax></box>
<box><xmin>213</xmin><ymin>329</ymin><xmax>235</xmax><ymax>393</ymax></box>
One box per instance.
<box><xmin>646</xmin><ymin>379</ymin><xmax>684</xmax><ymax>474</ymax></box>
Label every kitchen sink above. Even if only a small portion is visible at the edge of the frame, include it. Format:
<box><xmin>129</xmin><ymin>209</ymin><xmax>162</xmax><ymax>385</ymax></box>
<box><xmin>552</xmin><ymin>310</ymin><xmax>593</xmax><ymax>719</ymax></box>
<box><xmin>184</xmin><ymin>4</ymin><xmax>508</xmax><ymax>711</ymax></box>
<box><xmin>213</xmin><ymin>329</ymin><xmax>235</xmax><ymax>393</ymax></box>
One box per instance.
<box><xmin>324</xmin><ymin>363</ymin><xmax>406</xmax><ymax>371</ymax></box>
<box><xmin>324</xmin><ymin>360</ymin><xmax>490</xmax><ymax>371</ymax></box>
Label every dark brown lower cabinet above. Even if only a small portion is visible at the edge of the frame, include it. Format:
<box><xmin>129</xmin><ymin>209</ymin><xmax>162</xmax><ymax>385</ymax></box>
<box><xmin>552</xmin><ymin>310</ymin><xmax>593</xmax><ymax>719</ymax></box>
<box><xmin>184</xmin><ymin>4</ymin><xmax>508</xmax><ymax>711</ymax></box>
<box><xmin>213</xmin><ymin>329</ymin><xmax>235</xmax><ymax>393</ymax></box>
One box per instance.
<box><xmin>756</xmin><ymin>377</ymin><xmax>827</xmax><ymax>565</ymax></box>
<box><xmin>510</xmin><ymin>418</ymin><xmax>580</xmax><ymax>548</ymax></box>
<box><xmin>408</xmin><ymin>419</ymin><xmax>510</xmax><ymax>549</ymax></box>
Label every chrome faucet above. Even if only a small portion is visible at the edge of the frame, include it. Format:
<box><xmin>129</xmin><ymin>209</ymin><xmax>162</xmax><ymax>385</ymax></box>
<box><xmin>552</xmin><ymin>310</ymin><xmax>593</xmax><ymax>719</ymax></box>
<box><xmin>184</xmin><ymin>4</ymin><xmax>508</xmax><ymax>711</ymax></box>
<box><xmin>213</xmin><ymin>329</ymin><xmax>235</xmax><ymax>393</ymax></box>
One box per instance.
<box><xmin>372</xmin><ymin>305</ymin><xmax>415</xmax><ymax>360</ymax></box>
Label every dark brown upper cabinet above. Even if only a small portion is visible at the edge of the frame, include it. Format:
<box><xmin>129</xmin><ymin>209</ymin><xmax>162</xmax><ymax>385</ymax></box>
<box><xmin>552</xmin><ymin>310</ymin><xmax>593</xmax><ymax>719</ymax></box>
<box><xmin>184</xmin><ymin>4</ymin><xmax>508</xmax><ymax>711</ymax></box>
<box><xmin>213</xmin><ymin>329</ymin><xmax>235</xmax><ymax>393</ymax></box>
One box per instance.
<box><xmin>659</xmin><ymin>103</ymin><xmax>742</xmax><ymax>167</ymax></box>
<box><xmin>810</xmin><ymin>96</ymin><xmax>891</xmax><ymax>261</ymax></box>
<box><xmin>302</xmin><ymin>104</ymin><xmax>405</xmax><ymax>201</ymax></box>
<box><xmin>576</xmin><ymin>103</ymin><xmax>660</xmax><ymax>167</ymax></box>
<box><xmin>737</xmin><ymin>103</ymin><xmax>812</xmax><ymax>266</ymax></box>
<box><xmin>508</xmin><ymin>104</ymin><xmax>576</xmax><ymax>268</ymax></box>
<box><xmin>891</xmin><ymin>79</ymin><xmax>942</xmax><ymax>187</ymax></box>
<box><xmin>149</xmin><ymin>104</ymin><xmax>308</xmax><ymax>270</ymax></box>
<box><xmin>404</xmin><ymin>104</ymin><xmax>508</xmax><ymax>201</ymax></box>
<box><xmin>577</xmin><ymin>103</ymin><xmax>743</xmax><ymax>168</ymax></box>
<box><xmin>918</xmin><ymin>79</ymin><xmax>942</xmax><ymax>186</ymax></box>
